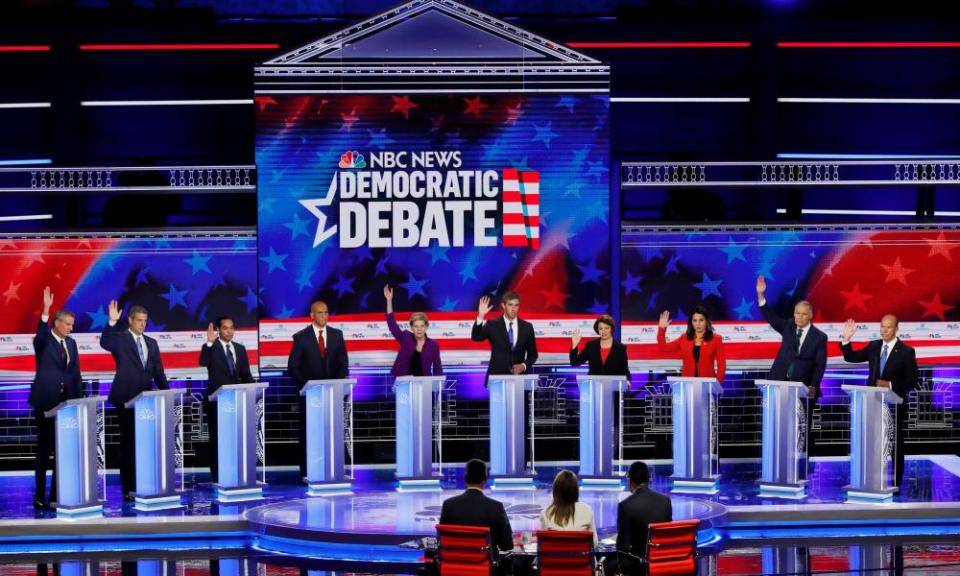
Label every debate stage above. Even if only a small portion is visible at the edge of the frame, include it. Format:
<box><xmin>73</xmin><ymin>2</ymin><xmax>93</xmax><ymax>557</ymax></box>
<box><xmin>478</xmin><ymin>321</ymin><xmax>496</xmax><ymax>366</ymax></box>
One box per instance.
<box><xmin>3</xmin><ymin>457</ymin><xmax>960</xmax><ymax>571</ymax></box>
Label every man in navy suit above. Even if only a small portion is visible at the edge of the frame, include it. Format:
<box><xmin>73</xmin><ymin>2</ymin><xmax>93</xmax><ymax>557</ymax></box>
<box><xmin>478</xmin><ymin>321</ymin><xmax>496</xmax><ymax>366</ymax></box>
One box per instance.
<box><xmin>100</xmin><ymin>300</ymin><xmax>169</xmax><ymax>500</ymax></box>
<box><xmin>199</xmin><ymin>316</ymin><xmax>255</xmax><ymax>483</ymax></box>
<box><xmin>439</xmin><ymin>459</ymin><xmax>514</xmax><ymax>554</ymax></box>
<box><xmin>616</xmin><ymin>461</ymin><xmax>672</xmax><ymax>574</ymax></box>
<box><xmin>471</xmin><ymin>292</ymin><xmax>538</xmax><ymax>380</ymax></box>
<box><xmin>287</xmin><ymin>300</ymin><xmax>349</xmax><ymax>478</ymax></box>
<box><xmin>841</xmin><ymin>315</ymin><xmax>918</xmax><ymax>487</ymax></box>
<box><xmin>757</xmin><ymin>275</ymin><xmax>828</xmax><ymax>459</ymax></box>
<box><xmin>30</xmin><ymin>286</ymin><xmax>84</xmax><ymax>508</ymax></box>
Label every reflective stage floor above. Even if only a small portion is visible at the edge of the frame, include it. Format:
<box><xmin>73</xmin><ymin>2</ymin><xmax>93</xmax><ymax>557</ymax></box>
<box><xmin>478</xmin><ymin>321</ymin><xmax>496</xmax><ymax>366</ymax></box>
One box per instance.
<box><xmin>1</xmin><ymin>456</ymin><xmax>960</xmax><ymax>572</ymax></box>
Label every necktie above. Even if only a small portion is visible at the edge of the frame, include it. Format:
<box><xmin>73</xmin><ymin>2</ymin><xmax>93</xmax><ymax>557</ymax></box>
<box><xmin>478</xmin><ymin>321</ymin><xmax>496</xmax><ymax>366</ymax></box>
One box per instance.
<box><xmin>59</xmin><ymin>339</ymin><xmax>68</xmax><ymax>367</ymax></box>
<box><xmin>786</xmin><ymin>328</ymin><xmax>803</xmax><ymax>380</ymax></box>
<box><xmin>318</xmin><ymin>330</ymin><xmax>327</xmax><ymax>358</ymax></box>
<box><xmin>137</xmin><ymin>336</ymin><xmax>146</xmax><ymax>368</ymax></box>
<box><xmin>880</xmin><ymin>344</ymin><xmax>889</xmax><ymax>377</ymax></box>
<box><xmin>508</xmin><ymin>322</ymin><xmax>515</xmax><ymax>348</ymax></box>
<box><xmin>225</xmin><ymin>343</ymin><xmax>237</xmax><ymax>376</ymax></box>
<box><xmin>795</xmin><ymin>328</ymin><xmax>803</xmax><ymax>354</ymax></box>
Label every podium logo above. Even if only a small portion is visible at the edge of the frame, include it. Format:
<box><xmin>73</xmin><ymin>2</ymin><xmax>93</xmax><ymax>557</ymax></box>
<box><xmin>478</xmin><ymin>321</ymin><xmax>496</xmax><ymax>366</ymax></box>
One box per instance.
<box><xmin>397</xmin><ymin>391</ymin><xmax>409</xmax><ymax>405</ymax></box>
<box><xmin>221</xmin><ymin>400</ymin><xmax>236</xmax><ymax>413</ymax></box>
<box><xmin>59</xmin><ymin>417</ymin><xmax>79</xmax><ymax>430</ymax></box>
<box><xmin>137</xmin><ymin>408</ymin><xmax>156</xmax><ymax>421</ymax></box>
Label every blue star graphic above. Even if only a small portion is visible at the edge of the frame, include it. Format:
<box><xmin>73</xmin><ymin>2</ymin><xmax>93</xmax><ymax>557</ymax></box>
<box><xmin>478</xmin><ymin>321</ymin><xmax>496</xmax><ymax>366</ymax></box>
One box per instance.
<box><xmin>693</xmin><ymin>273</ymin><xmax>723</xmax><ymax>299</ymax></box>
<box><xmin>296</xmin><ymin>269</ymin><xmax>314</xmax><ymax>293</ymax></box>
<box><xmin>238</xmin><ymin>287</ymin><xmax>259</xmax><ymax>313</ymax></box>
<box><xmin>586</xmin><ymin>160</ymin><xmax>608</xmax><ymax>177</ymax></box>
<box><xmin>556</xmin><ymin>96</ymin><xmax>577</xmax><ymax>113</ymax></box>
<box><xmin>482</xmin><ymin>139</ymin><xmax>503</xmax><ymax>161</ymax></box>
<box><xmin>354</xmin><ymin>245</ymin><xmax>375</xmax><ymax>263</ymax></box>
<box><xmin>277</xmin><ymin>305</ymin><xmax>295</xmax><ymax>319</ymax></box>
<box><xmin>564</xmin><ymin>182</ymin><xmax>583</xmax><ymax>198</ymax></box>
<box><xmin>589</xmin><ymin>202</ymin><xmax>609</xmax><ymax>224</ymax></box>
<box><xmin>260</xmin><ymin>247</ymin><xmax>288</xmax><ymax>273</ymax></box>
<box><xmin>86</xmin><ymin>305</ymin><xmax>109</xmax><ymax>330</ymax></box>
<box><xmin>160</xmin><ymin>282</ymin><xmax>188</xmax><ymax>310</ymax></box>
<box><xmin>147</xmin><ymin>320</ymin><xmax>166</xmax><ymax>332</ymax></box>
<box><xmin>577</xmin><ymin>261</ymin><xmax>606</xmax><ymax>285</ymax></box>
<box><xmin>438</xmin><ymin>296</ymin><xmax>459</xmax><ymax>312</ymax></box>
<box><xmin>283</xmin><ymin>212</ymin><xmax>309</xmax><ymax>240</ymax></box>
<box><xmin>259</xmin><ymin>195</ymin><xmax>277</xmax><ymax>214</ymax></box>
<box><xmin>675</xmin><ymin>308</ymin><xmax>688</xmax><ymax>322</ymax></box>
<box><xmin>640</xmin><ymin>247</ymin><xmax>663</xmax><ymax>262</ymax></box>
<box><xmin>401</xmin><ymin>272</ymin><xmax>429</xmax><ymax>299</ymax></box>
<box><xmin>359</xmin><ymin>292</ymin><xmax>370</xmax><ymax>311</ymax></box>
<box><xmin>719</xmin><ymin>237</ymin><xmax>747</xmax><ymax>264</ymax></box>
<box><xmin>532</xmin><ymin>122</ymin><xmax>558</xmax><ymax>148</ymax></box>
<box><xmin>426</xmin><ymin>245</ymin><xmax>451</xmax><ymax>265</ymax></box>
<box><xmin>460</xmin><ymin>258</ymin><xmax>479</xmax><ymax>284</ymax></box>
<box><xmin>665</xmin><ymin>254</ymin><xmax>681</xmax><ymax>274</ymax></box>
<box><xmin>786</xmin><ymin>278</ymin><xmax>799</xmax><ymax>297</ymax></box>
<box><xmin>367</xmin><ymin>128</ymin><xmax>396</xmax><ymax>150</ymax></box>
<box><xmin>622</xmin><ymin>271</ymin><xmax>643</xmax><ymax>295</ymax></box>
<box><xmin>647</xmin><ymin>291</ymin><xmax>658</xmax><ymax>310</ymax></box>
<box><xmin>375</xmin><ymin>255</ymin><xmax>390</xmax><ymax>276</ymax></box>
<box><xmin>333</xmin><ymin>274</ymin><xmax>356</xmax><ymax>297</ymax></box>
<box><xmin>183</xmin><ymin>250</ymin><xmax>212</xmax><ymax>275</ymax></box>
<box><xmin>509</xmin><ymin>156</ymin><xmax>530</xmax><ymax>170</ymax></box>
<box><xmin>135</xmin><ymin>266</ymin><xmax>150</xmax><ymax>286</ymax></box>
<box><xmin>757</xmin><ymin>259</ymin><xmax>776</xmax><ymax>280</ymax></box>
<box><xmin>571</xmin><ymin>145</ymin><xmax>591</xmax><ymax>167</ymax></box>
<box><xmin>734</xmin><ymin>297</ymin><xmax>754</xmax><ymax>320</ymax></box>
<box><xmin>587</xmin><ymin>298</ymin><xmax>608</xmax><ymax>315</ymax></box>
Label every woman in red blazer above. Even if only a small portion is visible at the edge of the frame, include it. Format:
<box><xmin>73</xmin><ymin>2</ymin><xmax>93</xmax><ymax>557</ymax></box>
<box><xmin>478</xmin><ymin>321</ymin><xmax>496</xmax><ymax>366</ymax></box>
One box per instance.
<box><xmin>656</xmin><ymin>305</ymin><xmax>726</xmax><ymax>382</ymax></box>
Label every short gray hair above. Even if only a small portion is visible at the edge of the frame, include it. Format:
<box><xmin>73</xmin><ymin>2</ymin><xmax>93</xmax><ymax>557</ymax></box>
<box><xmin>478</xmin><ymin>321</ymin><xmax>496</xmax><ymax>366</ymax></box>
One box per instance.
<box><xmin>54</xmin><ymin>310</ymin><xmax>75</xmax><ymax>321</ymax></box>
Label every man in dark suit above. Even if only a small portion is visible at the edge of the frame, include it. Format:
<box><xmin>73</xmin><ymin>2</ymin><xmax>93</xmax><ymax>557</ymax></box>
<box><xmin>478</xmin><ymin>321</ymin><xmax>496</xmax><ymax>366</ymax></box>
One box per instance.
<box><xmin>30</xmin><ymin>286</ymin><xmax>84</xmax><ymax>508</ymax></box>
<box><xmin>471</xmin><ymin>292</ymin><xmax>538</xmax><ymax>379</ymax></box>
<box><xmin>199</xmin><ymin>316</ymin><xmax>255</xmax><ymax>484</ymax></box>
<box><xmin>841</xmin><ymin>315</ymin><xmax>918</xmax><ymax>487</ymax></box>
<box><xmin>287</xmin><ymin>300</ymin><xmax>349</xmax><ymax>479</ymax></box>
<box><xmin>439</xmin><ymin>459</ymin><xmax>513</xmax><ymax>554</ymax></box>
<box><xmin>616</xmin><ymin>461</ymin><xmax>672</xmax><ymax>574</ymax></box>
<box><xmin>100</xmin><ymin>300</ymin><xmax>169</xmax><ymax>500</ymax></box>
<box><xmin>757</xmin><ymin>275</ymin><xmax>828</xmax><ymax>458</ymax></box>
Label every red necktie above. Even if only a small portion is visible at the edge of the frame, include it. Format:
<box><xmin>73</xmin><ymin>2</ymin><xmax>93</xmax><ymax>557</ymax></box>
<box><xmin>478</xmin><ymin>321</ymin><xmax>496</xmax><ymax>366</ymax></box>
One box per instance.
<box><xmin>318</xmin><ymin>330</ymin><xmax>327</xmax><ymax>358</ymax></box>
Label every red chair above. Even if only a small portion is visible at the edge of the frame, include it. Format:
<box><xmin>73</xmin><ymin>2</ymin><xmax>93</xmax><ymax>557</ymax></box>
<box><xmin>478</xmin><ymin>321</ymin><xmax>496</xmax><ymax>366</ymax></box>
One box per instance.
<box><xmin>535</xmin><ymin>530</ymin><xmax>595</xmax><ymax>576</ymax></box>
<box><xmin>645</xmin><ymin>519</ymin><xmax>700</xmax><ymax>576</ymax></box>
<box><xmin>435</xmin><ymin>523</ymin><xmax>496</xmax><ymax>576</ymax></box>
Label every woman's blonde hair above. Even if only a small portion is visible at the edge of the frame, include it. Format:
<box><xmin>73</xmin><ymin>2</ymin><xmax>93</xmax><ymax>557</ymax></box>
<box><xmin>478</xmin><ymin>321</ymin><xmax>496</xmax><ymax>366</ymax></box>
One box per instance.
<box><xmin>409</xmin><ymin>312</ymin><xmax>429</xmax><ymax>327</ymax></box>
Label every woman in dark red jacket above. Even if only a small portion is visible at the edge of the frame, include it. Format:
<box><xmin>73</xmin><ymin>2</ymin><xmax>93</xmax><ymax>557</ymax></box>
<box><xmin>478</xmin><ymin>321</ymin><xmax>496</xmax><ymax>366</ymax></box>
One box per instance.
<box><xmin>656</xmin><ymin>305</ymin><xmax>726</xmax><ymax>382</ymax></box>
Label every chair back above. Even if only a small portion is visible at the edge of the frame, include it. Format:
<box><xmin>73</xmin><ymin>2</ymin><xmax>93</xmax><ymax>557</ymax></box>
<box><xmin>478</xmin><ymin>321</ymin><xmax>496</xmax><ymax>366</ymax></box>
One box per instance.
<box><xmin>536</xmin><ymin>530</ymin><xmax>595</xmax><ymax>576</ymax></box>
<box><xmin>646</xmin><ymin>519</ymin><xmax>699</xmax><ymax>576</ymax></box>
<box><xmin>436</xmin><ymin>523</ymin><xmax>494</xmax><ymax>576</ymax></box>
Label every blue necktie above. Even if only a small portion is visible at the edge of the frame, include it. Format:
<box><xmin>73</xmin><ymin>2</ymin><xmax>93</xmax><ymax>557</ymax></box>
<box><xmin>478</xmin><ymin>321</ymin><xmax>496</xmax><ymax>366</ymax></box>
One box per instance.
<box><xmin>225</xmin><ymin>343</ymin><xmax>237</xmax><ymax>376</ymax></box>
<box><xmin>879</xmin><ymin>344</ymin><xmax>889</xmax><ymax>377</ymax></box>
<box><xmin>508</xmin><ymin>321</ymin><xmax>515</xmax><ymax>348</ymax></box>
<box><xmin>137</xmin><ymin>336</ymin><xmax>146</xmax><ymax>368</ymax></box>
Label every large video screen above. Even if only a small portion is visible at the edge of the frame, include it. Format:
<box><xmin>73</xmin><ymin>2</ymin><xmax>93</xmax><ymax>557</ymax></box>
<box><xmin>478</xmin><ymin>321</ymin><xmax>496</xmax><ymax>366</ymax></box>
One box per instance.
<box><xmin>256</xmin><ymin>93</ymin><xmax>611</xmax><ymax>366</ymax></box>
<box><xmin>0</xmin><ymin>234</ymin><xmax>258</xmax><ymax>380</ymax></box>
<box><xmin>620</xmin><ymin>227</ymin><xmax>960</xmax><ymax>365</ymax></box>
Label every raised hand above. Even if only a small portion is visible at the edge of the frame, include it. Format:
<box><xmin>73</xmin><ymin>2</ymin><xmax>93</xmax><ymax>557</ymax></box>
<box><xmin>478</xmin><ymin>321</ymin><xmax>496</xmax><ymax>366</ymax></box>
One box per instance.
<box><xmin>383</xmin><ymin>284</ymin><xmax>394</xmax><ymax>301</ymax></box>
<box><xmin>42</xmin><ymin>286</ymin><xmax>54</xmax><ymax>313</ymax></box>
<box><xmin>756</xmin><ymin>275</ymin><xmax>767</xmax><ymax>297</ymax></box>
<box><xmin>658</xmin><ymin>310</ymin><xmax>671</xmax><ymax>329</ymax></box>
<box><xmin>477</xmin><ymin>295</ymin><xmax>493</xmax><ymax>320</ymax></box>
<box><xmin>207</xmin><ymin>322</ymin><xmax>218</xmax><ymax>343</ymax></box>
<box><xmin>107</xmin><ymin>299</ymin><xmax>121</xmax><ymax>324</ymax></box>
<box><xmin>571</xmin><ymin>327</ymin><xmax>582</xmax><ymax>349</ymax></box>
<box><xmin>842</xmin><ymin>318</ymin><xmax>857</xmax><ymax>342</ymax></box>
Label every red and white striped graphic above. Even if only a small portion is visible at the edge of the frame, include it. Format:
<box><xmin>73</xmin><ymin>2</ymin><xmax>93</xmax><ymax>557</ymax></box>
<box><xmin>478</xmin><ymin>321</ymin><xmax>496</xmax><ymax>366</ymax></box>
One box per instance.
<box><xmin>502</xmin><ymin>168</ymin><xmax>540</xmax><ymax>248</ymax></box>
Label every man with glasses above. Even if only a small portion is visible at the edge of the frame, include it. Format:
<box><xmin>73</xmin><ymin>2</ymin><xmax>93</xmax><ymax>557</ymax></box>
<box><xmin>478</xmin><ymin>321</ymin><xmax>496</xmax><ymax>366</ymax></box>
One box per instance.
<box><xmin>287</xmin><ymin>300</ymin><xmax>349</xmax><ymax>479</ymax></box>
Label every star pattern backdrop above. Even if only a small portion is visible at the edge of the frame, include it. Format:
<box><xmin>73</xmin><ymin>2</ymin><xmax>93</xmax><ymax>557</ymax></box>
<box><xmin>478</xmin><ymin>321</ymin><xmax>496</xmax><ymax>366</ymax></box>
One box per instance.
<box><xmin>256</xmin><ymin>93</ymin><xmax>611</xmax><ymax>358</ymax></box>
<box><xmin>621</xmin><ymin>228</ymin><xmax>960</xmax><ymax>324</ymax></box>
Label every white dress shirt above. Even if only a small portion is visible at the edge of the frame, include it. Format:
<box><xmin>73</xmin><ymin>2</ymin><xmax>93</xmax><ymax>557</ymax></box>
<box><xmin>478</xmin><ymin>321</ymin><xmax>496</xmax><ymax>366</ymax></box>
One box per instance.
<box><xmin>539</xmin><ymin>501</ymin><xmax>598</xmax><ymax>544</ymax></box>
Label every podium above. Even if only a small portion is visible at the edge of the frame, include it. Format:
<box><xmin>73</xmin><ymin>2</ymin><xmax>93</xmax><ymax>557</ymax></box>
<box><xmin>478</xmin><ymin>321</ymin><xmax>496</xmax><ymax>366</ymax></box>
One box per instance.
<box><xmin>488</xmin><ymin>374</ymin><xmax>539</xmax><ymax>485</ymax></box>
<box><xmin>577</xmin><ymin>375</ymin><xmax>629</xmax><ymax>485</ymax></box>
<box><xmin>756</xmin><ymin>379</ymin><xmax>809</xmax><ymax>498</ymax></box>
<box><xmin>44</xmin><ymin>396</ymin><xmax>106</xmax><ymax>517</ymax></box>
<box><xmin>394</xmin><ymin>375</ymin><xmax>445</xmax><ymax>488</ymax></box>
<box><xmin>842</xmin><ymin>384</ymin><xmax>902</xmax><ymax>502</ymax></box>
<box><xmin>209</xmin><ymin>382</ymin><xmax>269</xmax><ymax>501</ymax></box>
<box><xmin>667</xmin><ymin>376</ymin><xmax>722</xmax><ymax>494</ymax></box>
<box><xmin>124</xmin><ymin>389</ymin><xmax>184</xmax><ymax>510</ymax></box>
<box><xmin>301</xmin><ymin>378</ymin><xmax>356</xmax><ymax>493</ymax></box>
